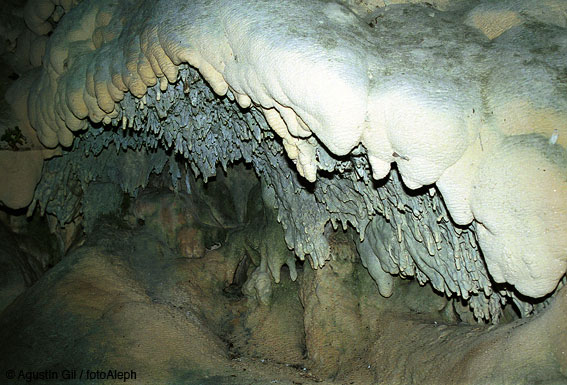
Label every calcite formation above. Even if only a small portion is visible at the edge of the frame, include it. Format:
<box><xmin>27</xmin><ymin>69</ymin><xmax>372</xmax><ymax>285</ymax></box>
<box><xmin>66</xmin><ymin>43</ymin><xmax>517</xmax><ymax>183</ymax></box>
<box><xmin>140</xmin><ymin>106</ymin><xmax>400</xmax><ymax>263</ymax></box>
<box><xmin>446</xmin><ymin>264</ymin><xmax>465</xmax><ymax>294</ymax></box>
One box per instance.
<box><xmin>1</xmin><ymin>0</ymin><xmax>566</xmax><ymax>322</ymax></box>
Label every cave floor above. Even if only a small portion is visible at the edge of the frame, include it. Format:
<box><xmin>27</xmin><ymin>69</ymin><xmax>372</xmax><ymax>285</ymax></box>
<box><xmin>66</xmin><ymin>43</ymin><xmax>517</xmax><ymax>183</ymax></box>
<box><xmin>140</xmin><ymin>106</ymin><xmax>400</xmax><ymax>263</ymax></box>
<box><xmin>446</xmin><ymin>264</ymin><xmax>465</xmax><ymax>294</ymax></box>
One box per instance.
<box><xmin>1</xmin><ymin>219</ymin><xmax>565</xmax><ymax>385</ymax></box>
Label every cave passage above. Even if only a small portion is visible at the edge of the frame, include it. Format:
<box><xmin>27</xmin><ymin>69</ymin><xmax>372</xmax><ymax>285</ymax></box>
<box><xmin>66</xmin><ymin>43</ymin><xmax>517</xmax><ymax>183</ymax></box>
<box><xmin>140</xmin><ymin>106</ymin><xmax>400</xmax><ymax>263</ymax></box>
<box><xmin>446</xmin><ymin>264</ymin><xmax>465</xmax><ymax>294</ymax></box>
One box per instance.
<box><xmin>0</xmin><ymin>0</ymin><xmax>566</xmax><ymax>384</ymax></box>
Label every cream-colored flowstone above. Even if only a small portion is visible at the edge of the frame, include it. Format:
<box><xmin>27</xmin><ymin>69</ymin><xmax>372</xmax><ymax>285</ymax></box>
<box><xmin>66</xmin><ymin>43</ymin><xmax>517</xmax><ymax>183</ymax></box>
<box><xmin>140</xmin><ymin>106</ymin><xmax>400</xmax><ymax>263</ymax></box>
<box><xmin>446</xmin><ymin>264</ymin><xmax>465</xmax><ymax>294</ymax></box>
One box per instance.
<box><xmin>18</xmin><ymin>0</ymin><xmax>567</xmax><ymax>299</ymax></box>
